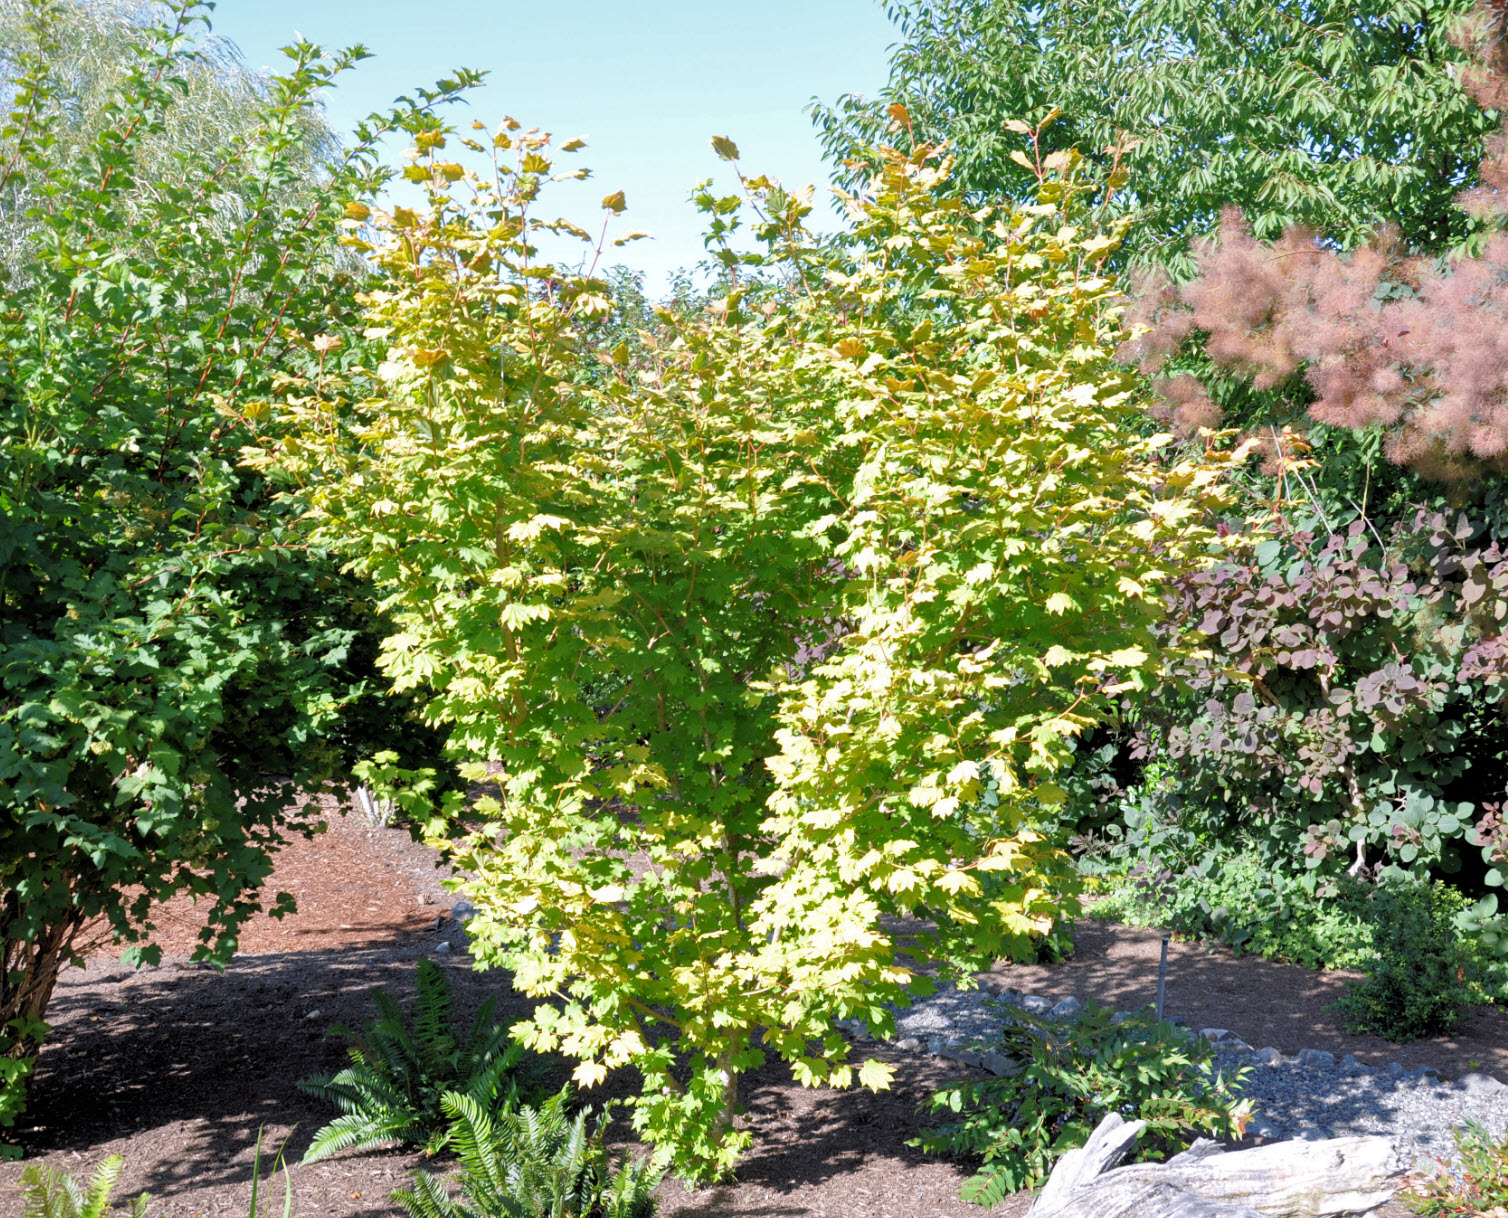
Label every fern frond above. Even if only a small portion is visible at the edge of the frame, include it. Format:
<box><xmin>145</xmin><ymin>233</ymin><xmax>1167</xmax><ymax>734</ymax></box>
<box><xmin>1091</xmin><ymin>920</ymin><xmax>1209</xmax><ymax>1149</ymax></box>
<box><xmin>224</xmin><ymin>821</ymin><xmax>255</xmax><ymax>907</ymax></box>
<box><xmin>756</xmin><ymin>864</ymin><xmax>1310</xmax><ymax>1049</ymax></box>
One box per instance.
<box><xmin>18</xmin><ymin>1157</ymin><xmax>155</xmax><ymax>1218</ymax></box>
<box><xmin>80</xmin><ymin>1156</ymin><xmax>127</xmax><ymax>1218</ymax></box>
<box><xmin>462</xmin><ymin>995</ymin><xmax>501</xmax><ymax>1056</ymax></box>
<box><xmin>298</xmin><ymin>961</ymin><xmax>545</xmax><ymax>1163</ymax></box>
<box><xmin>600</xmin><ymin>1152</ymin><xmax>662</xmax><ymax>1218</ymax></box>
<box><xmin>412</xmin><ymin>959</ymin><xmax>454</xmax><ymax>1053</ymax></box>
<box><xmin>20</xmin><ymin>1164</ymin><xmax>69</xmax><ymax>1218</ymax></box>
<box><xmin>300</xmin><ymin>1109</ymin><xmax>416</xmax><ymax>1164</ymax></box>
<box><xmin>391</xmin><ymin>1170</ymin><xmax>465</xmax><ymax>1218</ymax></box>
<box><xmin>439</xmin><ymin>1091</ymin><xmax>508</xmax><ymax>1196</ymax></box>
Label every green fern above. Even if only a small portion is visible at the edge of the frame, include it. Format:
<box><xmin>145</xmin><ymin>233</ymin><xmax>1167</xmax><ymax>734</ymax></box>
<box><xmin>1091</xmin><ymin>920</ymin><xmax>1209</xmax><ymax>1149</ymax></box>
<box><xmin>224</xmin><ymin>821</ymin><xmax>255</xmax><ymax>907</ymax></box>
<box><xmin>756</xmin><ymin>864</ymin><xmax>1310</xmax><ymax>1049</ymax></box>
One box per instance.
<box><xmin>20</xmin><ymin>1130</ymin><xmax>290</xmax><ymax>1218</ymax></box>
<box><xmin>299</xmin><ymin>958</ymin><xmax>547</xmax><ymax>1163</ymax></box>
<box><xmin>392</xmin><ymin>1088</ymin><xmax>661</xmax><ymax>1218</ymax></box>
<box><xmin>20</xmin><ymin>1156</ymin><xmax>150</xmax><ymax>1218</ymax></box>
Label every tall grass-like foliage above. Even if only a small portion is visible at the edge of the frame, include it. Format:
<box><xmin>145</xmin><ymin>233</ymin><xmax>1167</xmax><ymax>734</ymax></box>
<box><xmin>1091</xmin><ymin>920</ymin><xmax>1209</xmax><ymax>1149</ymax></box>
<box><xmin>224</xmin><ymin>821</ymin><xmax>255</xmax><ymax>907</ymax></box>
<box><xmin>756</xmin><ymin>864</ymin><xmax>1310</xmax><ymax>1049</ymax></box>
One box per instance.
<box><xmin>263</xmin><ymin>113</ymin><xmax>1237</xmax><ymax>1179</ymax></box>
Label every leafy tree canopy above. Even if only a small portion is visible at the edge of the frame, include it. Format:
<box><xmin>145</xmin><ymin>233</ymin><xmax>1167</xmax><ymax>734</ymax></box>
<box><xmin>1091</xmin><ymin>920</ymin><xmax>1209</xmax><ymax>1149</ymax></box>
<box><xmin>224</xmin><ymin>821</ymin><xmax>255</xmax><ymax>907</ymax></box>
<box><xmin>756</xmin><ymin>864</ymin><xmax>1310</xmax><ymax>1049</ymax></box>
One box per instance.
<box><xmin>263</xmin><ymin>113</ymin><xmax>1237</xmax><ymax>1180</ymax></box>
<box><xmin>815</xmin><ymin>0</ymin><xmax>1501</xmax><ymax>272</ymax></box>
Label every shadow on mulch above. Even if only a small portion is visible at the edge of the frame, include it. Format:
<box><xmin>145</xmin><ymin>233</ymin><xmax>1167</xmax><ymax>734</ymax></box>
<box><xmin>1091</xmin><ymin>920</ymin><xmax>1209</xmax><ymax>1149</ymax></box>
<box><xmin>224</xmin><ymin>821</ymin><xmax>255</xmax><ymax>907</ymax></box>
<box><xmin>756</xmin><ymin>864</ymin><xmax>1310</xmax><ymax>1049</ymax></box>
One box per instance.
<box><xmin>2</xmin><ymin>936</ymin><xmax>497</xmax><ymax>1216</ymax></box>
<box><xmin>2</xmin><ymin>935</ymin><xmax>996</xmax><ymax>1218</ymax></box>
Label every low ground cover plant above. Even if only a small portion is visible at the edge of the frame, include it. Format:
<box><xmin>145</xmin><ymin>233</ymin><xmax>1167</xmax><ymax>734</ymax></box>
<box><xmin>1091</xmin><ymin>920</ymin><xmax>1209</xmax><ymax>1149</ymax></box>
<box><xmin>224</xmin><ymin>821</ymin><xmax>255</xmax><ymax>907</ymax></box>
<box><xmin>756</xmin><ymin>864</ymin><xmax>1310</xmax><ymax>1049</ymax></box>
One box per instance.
<box><xmin>1406</xmin><ymin>1120</ymin><xmax>1508</xmax><ymax>1216</ymax></box>
<box><xmin>913</xmin><ymin>1000</ymin><xmax>1252</xmax><ymax>1205</ymax></box>
<box><xmin>1094</xmin><ymin>847</ymin><xmax>1489</xmax><ymax>1040</ymax></box>
<box><xmin>394</xmin><ymin>1089</ymin><xmax>660</xmax><ymax>1218</ymax></box>
<box><xmin>299</xmin><ymin>959</ymin><xmax>549</xmax><ymax>1162</ymax></box>
<box><xmin>19</xmin><ymin>1157</ymin><xmax>152</xmax><ymax>1218</ymax></box>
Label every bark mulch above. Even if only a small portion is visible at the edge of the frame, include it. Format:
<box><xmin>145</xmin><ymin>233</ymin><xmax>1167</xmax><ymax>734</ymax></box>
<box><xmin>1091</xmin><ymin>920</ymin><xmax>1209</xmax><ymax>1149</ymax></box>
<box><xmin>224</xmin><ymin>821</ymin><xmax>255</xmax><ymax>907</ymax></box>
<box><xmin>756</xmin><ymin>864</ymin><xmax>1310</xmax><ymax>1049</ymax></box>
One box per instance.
<box><xmin>0</xmin><ymin>810</ymin><xmax>1483</xmax><ymax>1217</ymax></box>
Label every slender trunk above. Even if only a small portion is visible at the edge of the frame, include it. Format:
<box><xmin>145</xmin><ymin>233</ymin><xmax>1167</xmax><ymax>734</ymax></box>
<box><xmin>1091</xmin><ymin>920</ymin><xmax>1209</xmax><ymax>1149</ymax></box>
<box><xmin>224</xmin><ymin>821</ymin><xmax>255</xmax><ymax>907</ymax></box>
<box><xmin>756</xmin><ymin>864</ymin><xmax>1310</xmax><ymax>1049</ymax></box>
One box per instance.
<box><xmin>714</xmin><ymin>1034</ymin><xmax>742</xmax><ymax>1145</ymax></box>
<box><xmin>1</xmin><ymin>905</ymin><xmax>88</xmax><ymax>1058</ymax></box>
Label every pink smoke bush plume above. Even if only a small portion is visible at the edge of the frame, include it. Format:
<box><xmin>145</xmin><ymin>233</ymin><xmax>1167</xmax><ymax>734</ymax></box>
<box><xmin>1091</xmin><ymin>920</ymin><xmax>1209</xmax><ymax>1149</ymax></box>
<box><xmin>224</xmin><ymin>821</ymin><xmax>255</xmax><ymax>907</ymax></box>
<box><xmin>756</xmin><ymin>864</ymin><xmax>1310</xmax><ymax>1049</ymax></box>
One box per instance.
<box><xmin>1121</xmin><ymin>0</ymin><xmax>1508</xmax><ymax>480</ymax></box>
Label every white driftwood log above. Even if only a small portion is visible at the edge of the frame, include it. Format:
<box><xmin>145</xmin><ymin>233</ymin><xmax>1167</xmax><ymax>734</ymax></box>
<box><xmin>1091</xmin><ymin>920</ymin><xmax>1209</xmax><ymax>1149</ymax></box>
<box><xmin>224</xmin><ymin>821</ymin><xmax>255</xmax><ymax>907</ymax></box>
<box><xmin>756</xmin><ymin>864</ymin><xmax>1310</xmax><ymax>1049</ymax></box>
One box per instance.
<box><xmin>1028</xmin><ymin>1113</ymin><xmax>1399</xmax><ymax>1218</ymax></box>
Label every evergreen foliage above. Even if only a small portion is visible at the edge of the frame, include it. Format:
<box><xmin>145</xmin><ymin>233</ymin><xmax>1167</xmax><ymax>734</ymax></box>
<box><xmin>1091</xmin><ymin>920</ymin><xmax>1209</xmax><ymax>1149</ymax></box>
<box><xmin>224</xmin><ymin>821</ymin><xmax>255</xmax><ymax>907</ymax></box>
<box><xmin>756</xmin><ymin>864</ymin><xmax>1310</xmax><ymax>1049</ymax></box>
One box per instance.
<box><xmin>1336</xmin><ymin>879</ymin><xmax>1477</xmax><ymax>1040</ymax></box>
<box><xmin>299</xmin><ymin>958</ymin><xmax>548</xmax><ymax>1162</ymax></box>
<box><xmin>18</xmin><ymin>1128</ymin><xmax>292</xmax><ymax>1218</ymax></box>
<box><xmin>19</xmin><ymin>1156</ymin><xmax>151</xmax><ymax>1218</ymax></box>
<box><xmin>393</xmin><ymin>1089</ymin><xmax>660</xmax><ymax>1218</ymax></box>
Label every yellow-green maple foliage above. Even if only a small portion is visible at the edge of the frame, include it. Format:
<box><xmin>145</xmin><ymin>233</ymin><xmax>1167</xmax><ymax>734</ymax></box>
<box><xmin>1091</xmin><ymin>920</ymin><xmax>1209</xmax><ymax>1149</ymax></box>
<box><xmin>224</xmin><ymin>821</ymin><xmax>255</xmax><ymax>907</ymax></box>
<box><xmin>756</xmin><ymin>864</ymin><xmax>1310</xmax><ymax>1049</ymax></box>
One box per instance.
<box><xmin>257</xmin><ymin>122</ymin><xmax>1234</xmax><ymax>1181</ymax></box>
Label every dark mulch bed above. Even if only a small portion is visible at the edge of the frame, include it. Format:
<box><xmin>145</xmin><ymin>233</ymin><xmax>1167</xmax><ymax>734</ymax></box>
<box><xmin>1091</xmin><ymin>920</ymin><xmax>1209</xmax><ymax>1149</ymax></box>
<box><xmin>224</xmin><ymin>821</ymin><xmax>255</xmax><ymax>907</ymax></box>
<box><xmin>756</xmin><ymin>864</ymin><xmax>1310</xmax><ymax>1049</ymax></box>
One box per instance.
<box><xmin>985</xmin><ymin>919</ymin><xmax>1508</xmax><ymax>1083</ymax></box>
<box><xmin>0</xmin><ymin>811</ymin><xmax>1480</xmax><ymax>1216</ymax></box>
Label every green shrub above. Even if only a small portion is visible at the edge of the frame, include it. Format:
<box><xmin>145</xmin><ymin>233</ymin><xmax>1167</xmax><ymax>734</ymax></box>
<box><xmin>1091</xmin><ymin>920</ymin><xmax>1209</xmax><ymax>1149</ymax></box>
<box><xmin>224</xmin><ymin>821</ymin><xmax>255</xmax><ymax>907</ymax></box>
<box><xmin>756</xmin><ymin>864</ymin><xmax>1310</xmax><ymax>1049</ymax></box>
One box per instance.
<box><xmin>912</xmin><ymin>1000</ymin><xmax>1252</xmax><ymax>1206</ymax></box>
<box><xmin>0</xmin><ymin>0</ymin><xmax>472</xmax><ymax>1133</ymax></box>
<box><xmin>393</xmin><ymin>1089</ymin><xmax>661</xmax><ymax>1218</ymax></box>
<box><xmin>1094</xmin><ymin>851</ymin><xmax>1508</xmax><ymax>995</ymax></box>
<box><xmin>1</xmin><ymin>1016</ymin><xmax>47</xmax><ymax>1158</ymax></box>
<box><xmin>299</xmin><ymin>959</ymin><xmax>548</xmax><ymax>1162</ymax></box>
<box><xmin>1092</xmin><ymin>855</ymin><xmax>1379</xmax><ymax>969</ymax></box>
<box><xmin>1405</xmin><ymin>1120</ymin><xmax>1508</xmax><ymax>1217</ymax></box>
<box><xmin>1337</xmin><ymin>881</ymin><xmax>1476</xmax><ymax>1042</ymax></box>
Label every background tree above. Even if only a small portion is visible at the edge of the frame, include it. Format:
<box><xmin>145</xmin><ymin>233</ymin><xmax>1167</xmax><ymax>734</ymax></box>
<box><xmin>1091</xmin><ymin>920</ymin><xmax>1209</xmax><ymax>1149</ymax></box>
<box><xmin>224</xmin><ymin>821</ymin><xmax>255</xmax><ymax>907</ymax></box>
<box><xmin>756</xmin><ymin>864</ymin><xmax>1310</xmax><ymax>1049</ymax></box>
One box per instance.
<box><xmin>0</xmin><ymin>0</ymin><xmax>340</xmax><ymax>278</ymax></box>
<box><xmin>816</xmin><ymin>0</ymin><xmax>1500</xmax><ymax>274</ymax></box>
<box><xmin>1076</xmin><ymin>3</ymin><xmax>1508</xmax><ymax>981</ymax></box>
<box><xmin>0</xmin><ymin>0</ymin><xmax>470</xmax><ymax>1138</ymax></box>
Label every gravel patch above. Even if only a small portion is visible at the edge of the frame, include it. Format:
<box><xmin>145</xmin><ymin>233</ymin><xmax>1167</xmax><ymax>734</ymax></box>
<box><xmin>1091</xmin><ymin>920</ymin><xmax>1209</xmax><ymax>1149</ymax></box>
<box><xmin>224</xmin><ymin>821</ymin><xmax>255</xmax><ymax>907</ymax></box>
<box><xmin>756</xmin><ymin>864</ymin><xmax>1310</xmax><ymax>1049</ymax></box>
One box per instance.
<box><xmin>845</xmin><ymin>979</ymin><xmax>1508</xmax><ymax>1175</ymax></box>
<box><xmin>1216</xmin><ymin>1043</ymin><xmax>1508</xmax><ymax>1172</ymax></box>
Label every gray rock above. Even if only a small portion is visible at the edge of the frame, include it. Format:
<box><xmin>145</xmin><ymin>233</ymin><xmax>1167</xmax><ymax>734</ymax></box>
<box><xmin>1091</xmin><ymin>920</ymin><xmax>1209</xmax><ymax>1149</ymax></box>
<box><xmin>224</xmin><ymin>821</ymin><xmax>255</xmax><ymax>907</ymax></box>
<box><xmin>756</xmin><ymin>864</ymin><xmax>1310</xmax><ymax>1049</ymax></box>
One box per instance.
<box><xmin>928</xmin><ymin>1035</ymin><xmax>955</xmax><ymax>1056</ymax></box>
<box><xmin>303</xmin><ymin>1008</ymin><xmax>323</xmax><ymax>1021</ymax></box>
<box><xmin>1050</xmin><ymin>996</ymin><xmax>1084</xmax><ymax>1020</ymax></box>
<box><xmin>1199</xmin><ymin>1027</ymin><xmax>1231</xmax><ymax>1043</ymax></box>
<box><xmin>1221</xmin><ymin>1038</ymin><xmax>1253</xmax><ymax>1053</ymax></box>
<box><xmin>1250</xmin><ymin>1047</ymin><xmax>1284</xmax><ymax>1066</ymax></box>
<box><xmin>1245</xmin><ymin>1113</ymin><xmax>1282</xmax><ymax>1139</ymax></box>
<box><xmin>450</xmin><ymin>901</ymin><xmax>476</xmax><ymax>921</ymax></box>
<box><xmin>1110</xmin><ymin>1010</ymin><xmax>1134</xmax><ymax>1025</ymax></box>
<box><xmin>1296</xmin><ymin>1048</ymin><xmax>1335</xmax><ymax>1070</ymax></box>
<box><xmin>1019</xmin><ymin>994</ymin><xmax>1055</xmax><ymax>1016</ymax></box>
<box><xmin>937</xmin><ymin>1045</ymin><xmax>1021</xmax><ymax>1078</ymax></box>
<box><xmin>433</xmin><ymin>941</ymin><xmax>452</xmax><ymax>954</ymax></box>
<box><xmin>1461</xmin><ymin>1072</ymin><xmax>1508</xmax><ymax>1097</ymax></box>
<box><xmin>979</xmin><ymin>1051</ymin><xmax>1020</xmax><ymax>1077</ymax></box>
<box><xmin>895</xmin><ymin>1036</ymin><xmax>923</xmax><ymax>1052</ymax></box>
<box><xmin>1388</xmin><ymin>1061</ymin><xmax>1406</xmax><ymax>1077</ymax></box>
<box><xmin>1340</xmin><ymin>1054</ymin><xmax>1371</xmax><ymax>1076</ymax></box>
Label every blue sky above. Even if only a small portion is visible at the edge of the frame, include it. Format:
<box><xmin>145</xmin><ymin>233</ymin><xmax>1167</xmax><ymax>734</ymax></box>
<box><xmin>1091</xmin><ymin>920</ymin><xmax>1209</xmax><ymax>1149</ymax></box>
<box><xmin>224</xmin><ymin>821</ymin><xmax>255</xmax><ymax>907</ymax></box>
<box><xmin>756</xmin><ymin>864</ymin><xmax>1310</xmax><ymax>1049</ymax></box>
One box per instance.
<box><xmin>209</xmin><ymin>1</ymin><xmax>897</xmax><ymax>293</ymax></box>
